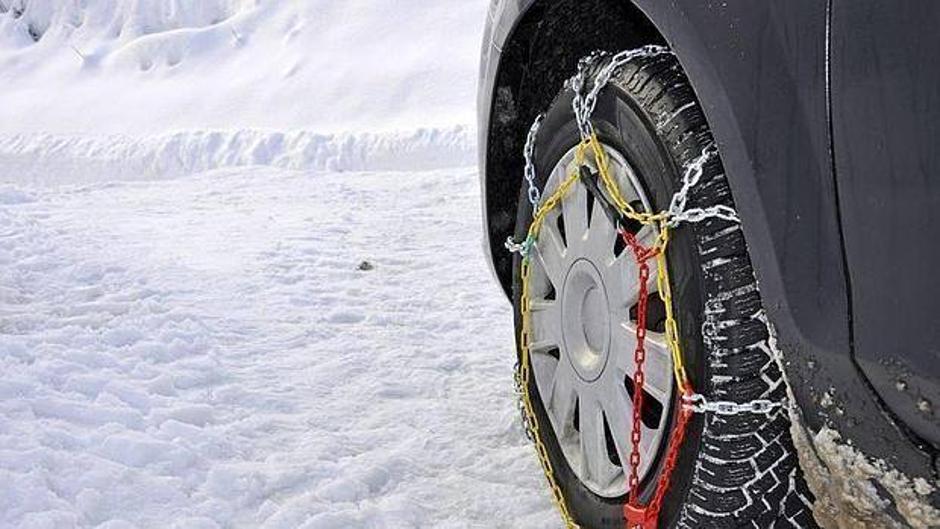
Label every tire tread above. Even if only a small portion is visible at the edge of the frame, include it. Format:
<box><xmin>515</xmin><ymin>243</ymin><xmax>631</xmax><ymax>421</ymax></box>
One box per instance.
<box><xmin>610</xmin><ymin>54</ymin><xmax>818</xmax><ymax>529</ymax></box>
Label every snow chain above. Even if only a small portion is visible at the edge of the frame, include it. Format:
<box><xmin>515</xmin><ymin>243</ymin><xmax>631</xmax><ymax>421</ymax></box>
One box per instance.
<box><xmin>507</xmin><ymin>47</ymin><xmax>785</xmax><ymax>529</ymax></box>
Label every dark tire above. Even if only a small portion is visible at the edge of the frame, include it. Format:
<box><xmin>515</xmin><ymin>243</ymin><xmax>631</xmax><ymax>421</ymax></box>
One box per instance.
<box><xmin>511</xmin><ymin>52</ymin><xmax>819</xmax><ymax>528</ymax></box>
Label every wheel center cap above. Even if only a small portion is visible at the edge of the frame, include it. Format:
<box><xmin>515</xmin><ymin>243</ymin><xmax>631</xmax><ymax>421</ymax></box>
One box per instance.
<box><xmin>561</xmin><ymin>258</ymin><xmax>611</xmax><ymax>382</ymax></box>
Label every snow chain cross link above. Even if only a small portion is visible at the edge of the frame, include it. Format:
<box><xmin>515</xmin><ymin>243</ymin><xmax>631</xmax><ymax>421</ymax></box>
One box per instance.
<box><xmin>507</xmin><ymin>47</ymin><xmax>786</xmax><ymax>529</ymax></box>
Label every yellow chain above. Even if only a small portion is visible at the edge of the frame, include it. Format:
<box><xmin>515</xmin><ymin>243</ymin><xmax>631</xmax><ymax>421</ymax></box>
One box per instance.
<box><xmin>581</xmin><ymin>133</ymin><xmax>690</xmax><ymax>388</ymax></box>
<box><xmin>517</xmin><ymin>134</ymin><xmax>693</xmax><ymax>527</ymax></box>
<box><xmin>519</xmin><ymin>169</ymin><xmax>583</xmax><ymax>528</ymax></box>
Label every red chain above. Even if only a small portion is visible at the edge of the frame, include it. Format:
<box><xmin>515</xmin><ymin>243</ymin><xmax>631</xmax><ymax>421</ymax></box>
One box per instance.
<box><xmin>621</xmin><ymin>229</ymin><xmax>659</xmax><ymax>503</ymax></box>
<box><xmin>620</xmin><ymin>228</ymin><xmax>695</xmax><ymax>529</ymax></box>
<box><xmin>644</xmin><ymin>382</ymin><xmax>694</xmax><ymax>519</ymax></box>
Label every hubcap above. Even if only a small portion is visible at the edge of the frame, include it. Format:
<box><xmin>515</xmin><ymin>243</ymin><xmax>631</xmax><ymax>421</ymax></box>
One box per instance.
<box><xmin>563</xmin><ymin>259</ymin><xmax>610</xmax><ymax>382</ymax></box>
<box><xmin>528</xmin><ymin>144</ymin><xmax>674</xmax><ymax>498</ymax></box>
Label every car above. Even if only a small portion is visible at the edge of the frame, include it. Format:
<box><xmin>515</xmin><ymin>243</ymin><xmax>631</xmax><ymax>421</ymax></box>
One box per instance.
<box><xmin>477</xmin><ymin>1</ymin><xmax>940</xmax><ymax>528</ymax></box>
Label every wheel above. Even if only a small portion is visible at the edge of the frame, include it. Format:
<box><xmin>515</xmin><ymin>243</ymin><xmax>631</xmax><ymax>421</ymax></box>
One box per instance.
<box><xmin>511</xmin><ymin>52</ymin><xmax>819</xmax><ymax>528</ymax></box>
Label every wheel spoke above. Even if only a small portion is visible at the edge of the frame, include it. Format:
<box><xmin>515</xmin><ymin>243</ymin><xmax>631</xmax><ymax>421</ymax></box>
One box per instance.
<box><xmin>639</xmin><ymin>423</ymin><xmax>661</xmax><ymax>472</ymax></box>
<box><xmin>586</xmin><ymin>195</ymin><xmax>616</xmax><ymax>260</ymax></box>
<box><xmin>610</xmin><ymin>320</ymin><xmax>637</xmax><ymax>371</ymax></box>
<box><xmin>605</xmin><ymin>225</ymin><xmax>659</xmax><ymax>306</ymax></box>
<box><xmin>611</xmin><ymin>321</ymin><xmax>673</xmax><ymax>403</ymax></box>
<box><xmin>604</xmin><ymin>250</ymin><xmax>640</xmax><ymax>309</ymax></box>
<box><xmin>600</xmin><ymin>384</ymin><xmax>634</xmax><ymax>484</ymax></box>
<box><xmin>579</xmin><ymin>398</ymin><xmax>619</xmax><ymax>486</ymax></box>
<box><xmin>531</xmin><ymin>351</ymin><xmax>559</xmax><ymax>406</ymax></box>
<box><xmin>548</xmin><ymin>364</ymin><xmax>578</xmax><ymax>431</ymax></box>
<box><xmin>534</xmin><ymin>214</ymin><xmax>568</xmax><ymax>287</ymax></box>
<box><xmin>527</xmin><ymin>250</ymin><xmax>554</xmax><ymax>300</ymax></box>
<box><xmin>562</xmin><ymin>182</ymin><xmax>589</xmax><ymax>251</ymax></box>
<box><xmin>609</xmin><ymin>155</ymin><xmax>643</xmax><ymax>205</ymax></box>
<box><xmin>641</xmin><ymin>331</ymin><xmax>673</xmax><ymax>402</ymax></box>
<box><xmin>529</xmin><ymin>300</ymin><xmax>561</xmax><ymax>352</ymax></box>
<box><xmin>636</xmin><ymin>224</ymin><xmax>657</xmax><ymax>248</ymax></box>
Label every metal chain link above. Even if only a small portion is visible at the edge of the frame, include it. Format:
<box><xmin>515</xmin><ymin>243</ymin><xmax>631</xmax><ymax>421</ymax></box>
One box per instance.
<box><xmin>620</xmin><ymin>228</ymin><xmax>661</xmax><ymax>504</ymax></box>
<box><xmin>523</xmin><ymin>114</ymin><xmax>545</xmax><ymax>208</ymax></box>
<box><xmin>504</xmin><ymin>114</ymin><xmax>548</xmax><ymax>258</ymax></box>
<box><xmin>667</xmin><ymin>144</ymin><xmax>717</xmax><ymax>217</ymax></box>
<box><xmin>571</xmin><ymin>45</ymin><xmax>671</xmax><ymax>139</ymax></box>
<box><xmin>683</xmin><ymin>393</ymin><xmax>784</xmax><ymax>415</ymax></box>
<box><xmin>513</xmin><ymin>366</ymin><xmax>535</xmax><ymax>441</ymax></box>
<box><xmin>666</xmin><ymin>143</ymin><xmax>741</xmax><ymax>228</ymax></box>
<box><xmin>504</xmin><ymin>235</ymin><xmax>533</xmax><ymax>257</ymax></box>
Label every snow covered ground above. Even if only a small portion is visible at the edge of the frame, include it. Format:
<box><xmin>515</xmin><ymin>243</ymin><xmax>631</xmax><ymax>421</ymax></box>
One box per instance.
<box><xmin>0</xmin><ymin>167</ymin><xmax>557</xmax><ymax>528</ymax></box>
<box><xmin>0</xmin><ymin>1</ymin><xmax>562</xmax><ymax>527</ymax></box>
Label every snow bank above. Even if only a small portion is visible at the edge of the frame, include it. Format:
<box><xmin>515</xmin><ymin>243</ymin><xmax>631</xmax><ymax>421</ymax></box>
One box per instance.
<box><xmin>0</xmin><ymin>0</ymin><xmax>486</xmax><ymax>135</ymax></box>
<box><xmin>0</xmin><ymin>0</ymin><xmax>485</xmax><ymax>181</ymax></box>
<box><xmin>0</xmin><ymin>127</ymin><xmax>476</xmax><ymax>184</ymax></box>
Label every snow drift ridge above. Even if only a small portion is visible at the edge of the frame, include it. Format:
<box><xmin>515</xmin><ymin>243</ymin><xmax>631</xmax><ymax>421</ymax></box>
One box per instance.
<box><xmin>0</xmin><ymin>127</ymin><xmax>476</xmax><ymax>184</ymax></box>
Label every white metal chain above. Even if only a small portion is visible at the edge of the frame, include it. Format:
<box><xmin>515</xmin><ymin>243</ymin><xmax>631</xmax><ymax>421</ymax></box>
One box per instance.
<box><xmin>666</xmin><ymin>144</ymin><xmax>740</xmax><ymax>227</ymax></box>
<box><xmin>504</xmin><ymin>236</ymin><xmax>533</xmax><ymax>256</ymax></box>
<box><xmin>683</xmin><ymin>393</ymin><xmax>783</xmax><ymax>415</ymax></box>
<box><xmin>571</xmin><ymin>45</ymin><xmax>671</xmax><ymax>140</ymax></box>
<box><xmin>523</xmin><ymin>114</ymin><xmax>545</xmax><ymax>209</ymax></box>
<box><xmin>505</xmin><ymin>111</ymin><xmax>546</xmax><ymax>257</ymax></box>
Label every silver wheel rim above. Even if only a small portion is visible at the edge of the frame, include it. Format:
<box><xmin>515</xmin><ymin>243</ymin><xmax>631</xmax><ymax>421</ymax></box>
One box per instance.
<box><xmin>528</xmin><ymin>144</ymin><xmax>674</xmax><ymax>498</ymax></box>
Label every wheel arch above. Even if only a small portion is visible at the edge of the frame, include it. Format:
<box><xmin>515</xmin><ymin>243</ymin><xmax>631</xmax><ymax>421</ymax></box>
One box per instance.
<box><xmin>481</xmin><ymin>0</ymin><xmax>665</xmax><ymax>301</ymax></box>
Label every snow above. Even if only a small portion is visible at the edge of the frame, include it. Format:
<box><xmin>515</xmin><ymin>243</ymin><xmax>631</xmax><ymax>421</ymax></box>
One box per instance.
<box><xmin>0</xmin><ymin>0</ymin><xmax>484</xmax><ymax>135</ymax></box>
<box><xmin>0</xmin><ymin>127</ymin><xmax>475</xmax><ymax>185</ymax></box>
<box><xmin>0</xmin><ymin>0</ymin><xmax>562</xmax><ymax>527</ymax></box>
<box><xmin>0</xmin><ymin>168</ymin><xmax>556</xmax><ymax>528</ymax></box>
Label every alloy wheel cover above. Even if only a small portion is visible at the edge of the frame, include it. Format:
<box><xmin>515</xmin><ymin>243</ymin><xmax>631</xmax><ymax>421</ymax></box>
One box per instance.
<box><xmin>527</xmin><ymin>144</ymin><xmax>674</xmax><ymax>498</ymax></box>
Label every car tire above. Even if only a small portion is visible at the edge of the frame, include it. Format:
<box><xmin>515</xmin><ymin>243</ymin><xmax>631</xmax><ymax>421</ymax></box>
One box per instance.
<box><xmin>511</xmin><ymin>51</ymin><xmax>820</xmax><ymax>528</ymax></box>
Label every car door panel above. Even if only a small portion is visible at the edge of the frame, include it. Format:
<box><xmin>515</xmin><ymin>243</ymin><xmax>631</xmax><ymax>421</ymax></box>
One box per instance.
<box><xmin>831</xmin><ymin>1</ymin><xmax>940</xmax><ymax>447</ymax></box>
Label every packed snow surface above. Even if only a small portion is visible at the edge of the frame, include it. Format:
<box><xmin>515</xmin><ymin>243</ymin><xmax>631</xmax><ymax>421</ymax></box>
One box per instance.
<box><xmin>0</xmin><ymin>166</ymin><xmax>557</xmax><ymax>528</ymax></box>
